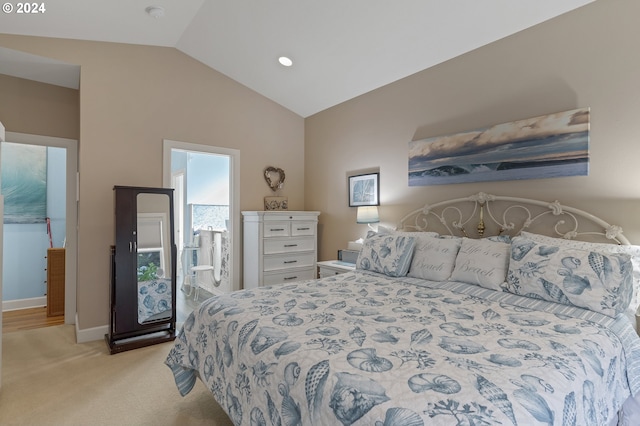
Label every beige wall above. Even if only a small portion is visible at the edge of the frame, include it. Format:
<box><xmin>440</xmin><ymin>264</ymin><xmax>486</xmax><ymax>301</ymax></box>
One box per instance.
<box><xmin>0</xmin><ymin>35</ymin><xmax>305</xmax><ymax>330</ymax></box>
<box><xmin>306</xmin><ymin>0</ymin><xmax>640</xmax><ymax>261</ymax></box>
<box><xmin>0</xmin><ymin>73</ymin><xmax>79</xmax><ymax>139</ymax></box>
<box><xmin>2</xmin><ymin>0</ymin><xmax>640</xmax><ymax>333</ymax></box>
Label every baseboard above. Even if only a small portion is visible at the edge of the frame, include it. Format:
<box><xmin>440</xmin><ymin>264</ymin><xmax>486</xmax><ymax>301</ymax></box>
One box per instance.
<box><xmin>75</xmin><ymin>313</ymin><xmax>109</xmax><ymax>343</ymax></box>
<box><xmin>2</xmin><ymin>296</ymin><xmax>46</xmax><ymax>312</ymax></box>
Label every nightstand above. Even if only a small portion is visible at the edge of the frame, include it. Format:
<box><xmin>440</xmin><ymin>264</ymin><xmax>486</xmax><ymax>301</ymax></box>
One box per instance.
<box><xmin>317</xmin><ymin>260</ymin><xmax>356</xmax><ymax>278</ymax></box>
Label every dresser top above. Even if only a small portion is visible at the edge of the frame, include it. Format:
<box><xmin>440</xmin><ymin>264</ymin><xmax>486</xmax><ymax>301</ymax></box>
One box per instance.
<box><xmin>242</xmin><ymin>211</ymin><xmax>320</xmax><ymax>215</ymax></box>
<box><xmin>242</xmin><ymin>211</ymin><xmax>320</xmax><ymax>220</ymax></box>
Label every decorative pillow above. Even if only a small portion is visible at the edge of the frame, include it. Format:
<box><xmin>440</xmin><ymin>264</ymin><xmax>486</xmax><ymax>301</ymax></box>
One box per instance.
<box><xmin>486</xmin><ymin>235</ymin><xmax>512</xmax><ymax>244</ymax></box>
<box><xmin>377</xmin><ymin>226</ymin><xmax>440</xmax><ymax>238</ymax></box>
<box><xmin>356</xmin><ymin>233</ymin><xmax>416</xmax><ymax>277</ymax></box>
<box><xmin>521</xmin><ymin>231</ymin><xmax>640</xmax><ymax>316</ymax></box>
<box><xmin>507</xmin><ymin>236</ymin><xmax>633</xmax><ymax>318</ymax></box>
<box><xmin>437</xmin><ymin>234</ymin><xmax>510</xmax><ymax>243</ymax></box>
<box><xmin>375</xmin><ymin>225</ymin><xmax>397</xmax><ymax>235</ymax></box>
<box><xmin>450</xmin><ymin>238</ymin><xmax>510</xmax><ymax>290</ymax></box>
<box><xmin>407</xmin><ymin>234</ymin><xmax>462</xmax><ymax>281</ymax></box>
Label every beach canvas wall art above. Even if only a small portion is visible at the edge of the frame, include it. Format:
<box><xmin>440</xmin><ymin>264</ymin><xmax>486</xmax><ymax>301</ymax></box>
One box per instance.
<box><xmin>408</xmin><ymin>108</ymin><xmax>590</xmax><ymax>186</ymax></box>
<box><xmin>1</xmin><ymin>142</ymin><xmax>47</xmax><ymax>223</ymax></box>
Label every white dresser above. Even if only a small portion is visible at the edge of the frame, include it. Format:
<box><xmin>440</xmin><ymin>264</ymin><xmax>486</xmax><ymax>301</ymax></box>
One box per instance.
<box><xmin>242</xmin><ymin>211</ymin><xmax>320</xmax><ymax>289</ymax></box>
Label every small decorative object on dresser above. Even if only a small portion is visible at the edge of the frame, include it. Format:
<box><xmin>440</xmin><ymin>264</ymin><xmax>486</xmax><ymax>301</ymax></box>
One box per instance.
<box><xmin>264</xmin><ymin>196</ymin><xmax>288</xmax><ymax>210</ymax></box>
<box><xmin>263</xmin><ymin>166</ymin><xmax>285</xmax><ymax>191</ymax></box>
<box><xmin>263</xmin><ymin>166</ymin><xmax>287</xmax><ymax>210</ymax></box>
<box><xmin>317</xmin><ymin>260</ymin><xmax>356</xmax><ymax>278</ymax></box>
<box><xmin>242</xmin><ymin>211</ymin><xmax>320</xmax><ymax>289</ymax></box>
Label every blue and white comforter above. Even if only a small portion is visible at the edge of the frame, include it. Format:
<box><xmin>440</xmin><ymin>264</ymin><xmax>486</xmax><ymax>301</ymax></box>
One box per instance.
<box><xmin>166</xmin><ymin>271</ymin><xmax>640</xmax><ymax>425</ymax></box>
<box><xmin>138</xmin><ymin>278</ymin><xmax>172</xmax><ymax>323</ymax></box>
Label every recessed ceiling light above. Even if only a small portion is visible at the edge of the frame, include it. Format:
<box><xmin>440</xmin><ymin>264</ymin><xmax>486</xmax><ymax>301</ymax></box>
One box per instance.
<box><xmin>145</xmin><ymin>6</ymin><xmax>165</xmax><ymax>18</ymax></box>
<box><xmin>278</xmin><ymin>56</ymin><xmax>293</xmax><ymax>67</ymax></box>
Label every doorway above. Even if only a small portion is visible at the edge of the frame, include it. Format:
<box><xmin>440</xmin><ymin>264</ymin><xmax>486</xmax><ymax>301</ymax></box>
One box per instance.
<box><xmin>163</xmin><ymin>139</ymin><xmax>240</xmax><ymax>323</ymax></box>
<box><xmin>1</xmin><ymin>132</ymin><xmax>78</xmax><ymax>326</ymax></box>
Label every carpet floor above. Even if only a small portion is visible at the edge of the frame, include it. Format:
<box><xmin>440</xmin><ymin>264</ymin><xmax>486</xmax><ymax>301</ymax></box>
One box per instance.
<box><xmin>0</xmin><ymin>325</ymin><xmax>233</xmax><ymax>426</ymax></box>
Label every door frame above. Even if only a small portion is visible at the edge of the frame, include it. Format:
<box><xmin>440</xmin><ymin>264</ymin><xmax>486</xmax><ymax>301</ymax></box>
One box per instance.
<box><xmin>162</xmin><ymin>139</ymin><xmax>240</xmax><ymax>292</ymax></box>
<box><xmin>2</xmin><ymin>132</ymin><xmax>78</xmax><ymax>323</ymax></box>
<box><xmin>0</xmin><ymin>131</ymin><xmax>78</xmax><ymax>388</ymax></box>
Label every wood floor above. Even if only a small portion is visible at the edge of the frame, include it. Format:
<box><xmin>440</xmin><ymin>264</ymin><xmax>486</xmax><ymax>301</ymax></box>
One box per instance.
<box><xmin>2</xmin><ymin>307</ymin><xmax>64</xmax><ymax>334</ymax></box>
<box><xmin>2</xmin><ymin>285</ymin><xmax>201</xmax><ymax>335</ymax></box>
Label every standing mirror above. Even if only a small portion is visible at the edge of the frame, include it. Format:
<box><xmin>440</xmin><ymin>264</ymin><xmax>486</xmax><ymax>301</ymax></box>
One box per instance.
<box><xmin>136</xmin><ymin>193</ymin><xmax>172</xmax><ymax>324</ymax></box>
<box><xmin>106</xmin><ymin>186</ymin><xmax>177</xmax><ymax>354</ymax></box>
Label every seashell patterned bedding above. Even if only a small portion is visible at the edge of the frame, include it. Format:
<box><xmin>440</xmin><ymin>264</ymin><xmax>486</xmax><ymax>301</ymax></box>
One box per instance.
<box><xmin>165</xmin><ymin>194</ymin><xmax>640</xmax><ymax>425</ymax></box>
<box><xmin>165</xmin><ymin>270</ymin><xmax>640</xmax><ymax>425</ymax></box>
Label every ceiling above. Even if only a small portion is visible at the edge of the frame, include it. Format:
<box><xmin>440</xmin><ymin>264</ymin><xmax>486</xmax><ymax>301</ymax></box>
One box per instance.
<box><xmin>0</xmin><ymin>0</ymin><xmax>595</xmax><ymax>117</ymax></box>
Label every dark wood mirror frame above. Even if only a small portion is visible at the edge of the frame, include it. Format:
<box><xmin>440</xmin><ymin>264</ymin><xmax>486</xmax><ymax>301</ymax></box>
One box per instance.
<box><xmin>105</xmin><ymin>186</ymin><xmax>177</xmax><ymax>354</ymax></box>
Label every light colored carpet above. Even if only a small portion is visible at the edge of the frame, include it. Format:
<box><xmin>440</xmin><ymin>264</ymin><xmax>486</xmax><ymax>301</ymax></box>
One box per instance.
<box><xmin>0</xmin><ymin>325</ymin><xmax>233</xmax><ymax>426</ymax></box>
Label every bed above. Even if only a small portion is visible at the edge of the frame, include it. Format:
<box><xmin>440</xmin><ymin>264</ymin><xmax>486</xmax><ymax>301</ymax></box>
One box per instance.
<box><xmin>166</xmin><ymin>192</ymin><xmax>640</xmax><ymax>425</ymax></box>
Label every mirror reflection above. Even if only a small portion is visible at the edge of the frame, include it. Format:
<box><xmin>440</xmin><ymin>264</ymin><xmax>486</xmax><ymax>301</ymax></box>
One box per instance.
<box><xmin>136</xmin><ymin>193</ymin><xmax>172</xmax><ymax>324</ymax></box>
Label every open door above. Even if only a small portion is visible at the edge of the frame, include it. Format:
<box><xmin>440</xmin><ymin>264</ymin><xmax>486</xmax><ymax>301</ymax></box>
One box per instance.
<box><xmin>0</xmin><ymin>131</ymin><xmax>78</xmax><ymax>388</ymax></box>
<box><xmin>163</xmin><ymin>139</ymin><xmax>240</xmax><ymax>300</ymax></box>
<box><xmin>0</xmin><ymin>120</ymin><xmax>5</xmax><ymax>387</ymax></box>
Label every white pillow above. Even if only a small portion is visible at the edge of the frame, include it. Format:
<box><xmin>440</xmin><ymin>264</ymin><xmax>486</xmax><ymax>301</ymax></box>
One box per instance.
<box><xmin>521</xmin><ymin>231</ymin><xmax>640</xmax><ymax>316</ymax></box>
<box><xmin>451</xmin><ymin>238</ymin><xmax>510</xmax><ymax>290</ymax></box>
<box><xmin>408</xmin><ymin>234</ymin><xmax>462</xmax><ymax>281</ymax></box>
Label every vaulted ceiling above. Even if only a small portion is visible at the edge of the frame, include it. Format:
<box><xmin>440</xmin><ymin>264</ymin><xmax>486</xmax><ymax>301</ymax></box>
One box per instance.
<box><xmin>0</xmin><ymin>0</ymin><xmax>594</xmax><ymax>117</ymax></box>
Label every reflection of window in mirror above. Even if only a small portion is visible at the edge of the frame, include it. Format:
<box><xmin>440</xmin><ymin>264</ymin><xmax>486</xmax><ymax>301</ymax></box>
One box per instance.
<box><xmin>137</xmin><ymin>193</ymin><xmax>172</xmax><ymax>278</ymax></box>
<box><xmin>136</xmin><ymin>193</ymin><xmax>173</xmax><ymax>325</ymax></box>
<box><xmin>137</xmin><ymin>250</ymin><xmax>162</xmax><ymax>281</ymax></box>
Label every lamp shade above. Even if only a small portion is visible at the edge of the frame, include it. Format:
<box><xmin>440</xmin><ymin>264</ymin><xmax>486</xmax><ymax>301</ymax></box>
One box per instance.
<box><xmin>356</xmin><ymin>206</ymin><xmax>380</xmax><ymax>224</ymax></box>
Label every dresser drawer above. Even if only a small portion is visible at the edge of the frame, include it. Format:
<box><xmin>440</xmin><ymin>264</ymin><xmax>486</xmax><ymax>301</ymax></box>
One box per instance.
<box><xmin>263</xmin><ymin>268</ymin><xmax>316</xmax><ymax>286</ymax></box>
<box><xmin>263</xmin><ymin>222</ymin><xmax>290</xmax><ymax>237</ymax></box>
<box><xmin>243</xmin><ymin>210</ymin><xmax>320</xmax><ymax>290</ymax></box>
<box><xmin>264</xmin><ymin>253</ymin><xmax>315</xmax><ymax>272</ymax></box>
<box><xmin>264</xmin><ymin>237</ymin><xmax>314</xmax><ymax>254</ymax></box>
<box><xmin>291</xmin><ymin>221</ymin><xmax>316</xmax><ymax>236</ymax></box>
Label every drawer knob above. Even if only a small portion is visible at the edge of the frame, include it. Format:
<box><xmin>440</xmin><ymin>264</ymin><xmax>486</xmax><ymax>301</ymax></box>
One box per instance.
<box><xmin>284</xmin><ymin>276</ymin><xmax>298</xmax><ymax>281</ymax></box>
<box><xmin>284</xmin><ymin>260</ymin><xmax>298</xmax><ymax>264</ymax></box>
<box><xmin>284</xmin><ymin>244</ymin><xmax>298</xmax><ymax>247</ymax></box>
<box><xmin>271</xmin><ymin>228</ymin><xmax>285</xmax><ymax>231</ymax></box>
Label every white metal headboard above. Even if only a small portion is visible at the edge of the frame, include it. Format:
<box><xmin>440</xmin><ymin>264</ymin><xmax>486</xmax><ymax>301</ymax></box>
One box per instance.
<box><xmin>399</xmin><ymin>192</ymin><xmax>630</xmax><ymax>245</ymax></box>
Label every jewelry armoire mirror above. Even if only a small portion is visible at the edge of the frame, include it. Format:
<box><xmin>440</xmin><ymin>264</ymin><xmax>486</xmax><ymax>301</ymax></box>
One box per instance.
<box><xmin>106</xmin><ymin>186</ymin><xmax>177</xmax><ymax>354</ymax></box>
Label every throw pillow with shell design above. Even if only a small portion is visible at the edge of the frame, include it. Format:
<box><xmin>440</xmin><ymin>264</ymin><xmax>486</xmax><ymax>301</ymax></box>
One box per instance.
<box><xmin>520</xmin><ymin>231</ymin><xmax>640</xmax><ymax>317</ymax></box>
<box><xmin>356</xmin><ymin>233</ymin><xmax>416</xmax><ymax>277</ymax></box>
<box><xmin>507</xmin><ymin>236</ymin><xmax>633</xmax><ymax>318</ymax></box>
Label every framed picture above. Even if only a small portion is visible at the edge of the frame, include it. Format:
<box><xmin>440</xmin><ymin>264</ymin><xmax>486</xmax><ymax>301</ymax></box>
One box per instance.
<box><xmin>348</xmin><ymin>172</ymin><xmax>379</xmax><ymax>207</ymax></box>
<box><xmin>408</xmin><ymin>107</ymin><xmax>590</xmax><ymax>186</ymax></box>
<box><xmin>1</xmin><ymin>142</ymin><xmax>47</xmax><ymax>224</ymax></box>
